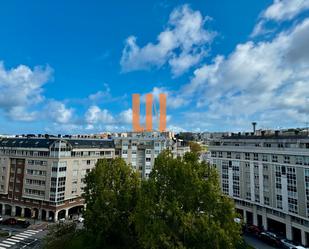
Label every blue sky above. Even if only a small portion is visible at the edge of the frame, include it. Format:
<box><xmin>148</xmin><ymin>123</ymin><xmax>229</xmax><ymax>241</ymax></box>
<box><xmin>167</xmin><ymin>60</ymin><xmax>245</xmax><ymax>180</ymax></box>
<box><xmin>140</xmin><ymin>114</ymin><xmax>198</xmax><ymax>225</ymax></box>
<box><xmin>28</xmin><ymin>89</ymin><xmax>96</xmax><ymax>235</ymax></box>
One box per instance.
<box><xmin>0</xmin><ymin>0</ymin><xmax>309</xmax><ymax>134</ymax></box>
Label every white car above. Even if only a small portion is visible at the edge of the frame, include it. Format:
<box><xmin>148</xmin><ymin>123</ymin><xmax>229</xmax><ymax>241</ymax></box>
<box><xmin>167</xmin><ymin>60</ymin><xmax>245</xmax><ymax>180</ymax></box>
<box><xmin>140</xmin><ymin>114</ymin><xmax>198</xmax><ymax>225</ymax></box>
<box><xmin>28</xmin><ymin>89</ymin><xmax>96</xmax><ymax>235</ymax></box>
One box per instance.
<box><xmin>281</xmin><ymin>239</ymin><xmax>306</xmax><ymax>249</ymax></box>
<box><xmin>59</xmin><ymin>218</ymin><xmax>66</xmax><ymax>223</ymax></box>
<box><xmin>0</xmin><ymin>216</ymin><xmax>3</xmax><ymax>222</ymax></box>
<box><xmin>78</xmin><ymin>217</ymin><xmax>84</xmax><ymax>223</ymax></box>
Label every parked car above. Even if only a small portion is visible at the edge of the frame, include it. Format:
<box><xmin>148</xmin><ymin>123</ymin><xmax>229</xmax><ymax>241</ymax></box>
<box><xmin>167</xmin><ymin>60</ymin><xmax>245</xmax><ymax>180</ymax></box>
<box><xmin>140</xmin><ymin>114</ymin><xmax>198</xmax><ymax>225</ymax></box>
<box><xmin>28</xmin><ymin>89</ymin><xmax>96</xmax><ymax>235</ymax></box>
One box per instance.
<box><xmin>259</xmin><ymin>231</ymin><xmax>281</xmax><ymax>247</ymax></box>
<box><xmin>246</xmin><ymin>225</ymin><xmax>262</xmax><ymax>236</ymax></box>
<box><xmin>59</xmin><ymin>218</ymin><xmax>66</xmax><ymax>223</ymax></box>
<box><xmin>0</xmin><ymin>216</ymin><xmax>3</xmax><ymax>223</ymax></box>
<box><xmin>281</xmin><ymin>239</ymin><xmax>297</xmax><ymax>249</ymax></box>
<box><xmin>77</xmin><ymin>217</ymin><xmax>84</xmax><ymax>223</ymax></box>
<box><xmin>2</xmin><ymin>218</ymin><xmax>17</xmax><ymax>225</ymax></box>
<box><xmin>16</xmin><ymin>218</ymin><xmax>30</xmax><ymax>228</ymax></box>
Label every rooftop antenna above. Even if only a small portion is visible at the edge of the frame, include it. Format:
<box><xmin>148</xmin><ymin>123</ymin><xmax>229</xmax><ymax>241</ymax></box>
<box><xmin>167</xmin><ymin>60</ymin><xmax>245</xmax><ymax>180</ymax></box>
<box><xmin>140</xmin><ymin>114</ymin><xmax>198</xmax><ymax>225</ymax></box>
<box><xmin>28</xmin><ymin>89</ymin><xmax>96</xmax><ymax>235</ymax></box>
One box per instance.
<box><xmin>252</xmin><ymin>122</ymin><xmax>257</xmax><ymax>134</ymax></box>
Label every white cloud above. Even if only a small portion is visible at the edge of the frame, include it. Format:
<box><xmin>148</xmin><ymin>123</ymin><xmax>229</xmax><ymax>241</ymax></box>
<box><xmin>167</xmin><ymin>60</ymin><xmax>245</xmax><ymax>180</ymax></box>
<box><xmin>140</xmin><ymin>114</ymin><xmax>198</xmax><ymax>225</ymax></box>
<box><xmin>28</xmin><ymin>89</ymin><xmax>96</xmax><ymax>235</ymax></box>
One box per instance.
<box><xmin>252</xmin><ymin>0</ymin><xmax>309</xmax><ymax>37</ymax></box>
<box><xmin>180</xmin><ymin>18</ymin><xmax>309</xmax><ymax>130</ymax></box>
<box><xmin>167</xmin><ymin>125</ymin><xmax>186</xmax><ymax>132</ymax></box>
<box><xmin>141</xmin><ymin>86</ymin><xmax>188</xmax><ymax>109</ymax></box>
<box><xmin>88</xmin><ymin>83</ymin><xmax>111</xmax><ymax>102</ymax></box>
<box><xmin>120</xmin><ymin>4</ymin><xmax>215</xmax><ymax>76</ymax></box>
<box><xmin>7</xmin><ymin>106</ymin><xmax>38</xmax><ymax>122</ymax></box>
<box><xmin>118</xmin><ymin>108</ymin><xmax>132</xmax><ymax>124</ymax></box>
<box><xmin>0</xmin><ymin>62</ymin><xmax>52</xmax><ymax>121</ymax></box>
<box><xmin>46</xmin><ymin>100</ymin><xmax>74</xmax><ymax>124</ymax></box>
<box><xmin>263</xmin><ymin>0</ymin><xmax>309</xmax><ymax>21</ymax></box>
<box><xmin>85</xmin><ymin>105</ymin><xmax>115</xmax><ymax>126</ymax></box>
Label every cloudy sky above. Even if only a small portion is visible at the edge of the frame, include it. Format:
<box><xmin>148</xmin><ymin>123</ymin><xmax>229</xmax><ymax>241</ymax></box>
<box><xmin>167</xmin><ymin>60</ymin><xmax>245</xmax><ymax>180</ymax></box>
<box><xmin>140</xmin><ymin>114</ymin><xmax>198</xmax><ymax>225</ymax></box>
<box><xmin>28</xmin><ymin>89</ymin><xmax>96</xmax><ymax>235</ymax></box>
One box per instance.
<box><xmin>0</xmin><ymin>0</ymin><xmax>308</xmax><ymax>134</ymax></box>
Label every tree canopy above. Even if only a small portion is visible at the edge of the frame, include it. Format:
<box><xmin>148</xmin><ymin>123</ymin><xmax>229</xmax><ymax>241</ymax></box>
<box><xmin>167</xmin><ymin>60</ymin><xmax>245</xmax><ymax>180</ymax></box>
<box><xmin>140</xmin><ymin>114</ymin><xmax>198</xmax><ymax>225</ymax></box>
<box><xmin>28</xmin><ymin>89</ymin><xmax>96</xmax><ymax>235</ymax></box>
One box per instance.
<box><xmin>134</xmin><ymin>151</ymin><xmax>241</xmax><ymax>249</ymax></box>
<box><xmin>188</xmin><ymin>141</ymin><xmax>203</xmax><ymax>154</ymax></box>
<box><xmin>82</xmin><ymin>158</ymin><xmax>140</xmax><ymax>248</ymax></box>
<box><xmin>44</xmin><ymin>153</ymin><xmax>243</xmax><ymax>249</ymax></box>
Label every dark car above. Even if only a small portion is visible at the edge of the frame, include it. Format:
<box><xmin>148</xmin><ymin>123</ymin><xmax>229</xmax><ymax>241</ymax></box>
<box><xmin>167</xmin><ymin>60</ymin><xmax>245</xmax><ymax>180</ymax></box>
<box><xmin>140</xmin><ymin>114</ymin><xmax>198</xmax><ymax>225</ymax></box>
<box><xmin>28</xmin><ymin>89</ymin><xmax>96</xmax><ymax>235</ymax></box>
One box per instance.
<box><xmin>17</xmin><ymin>218</ymin><xmax>30</xmax><ymax>228</ymax></box>
<box><xmin>246</xmin><ymin>225</ymin><xmax>262</xmax><ymax>236</ymax></box>
<box><xmin>259</xmin><ymin>232</ymin><xmax>281</xmax><ymax>247</ymax></box>
<box><xmin>2</xmin><ymin>218</ymin><xmax>17</xmax><ymax>225</ymax></box>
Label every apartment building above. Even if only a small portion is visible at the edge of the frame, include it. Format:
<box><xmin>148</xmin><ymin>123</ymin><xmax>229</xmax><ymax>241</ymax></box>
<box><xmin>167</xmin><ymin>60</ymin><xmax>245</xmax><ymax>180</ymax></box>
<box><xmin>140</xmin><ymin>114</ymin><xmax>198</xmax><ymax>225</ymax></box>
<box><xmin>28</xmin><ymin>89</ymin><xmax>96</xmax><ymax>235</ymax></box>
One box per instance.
<box><xmin>0</xmin><ymin>136</ymin><xmax>114</xmax><ymax>221</ymax></box>
<box><xmin>114</xmin><ymin>132</ymin><xmax>190</xmax><ymax>178</ymax></box>
<box><xmin>0</xmin><ymin>133</ymin><xmax>190</xmax><ymax>221</ymax></box>
<box><xmin>208</xmin><ymin>132</ymin><xmax>309</xmax><ymax>246</ymax></box>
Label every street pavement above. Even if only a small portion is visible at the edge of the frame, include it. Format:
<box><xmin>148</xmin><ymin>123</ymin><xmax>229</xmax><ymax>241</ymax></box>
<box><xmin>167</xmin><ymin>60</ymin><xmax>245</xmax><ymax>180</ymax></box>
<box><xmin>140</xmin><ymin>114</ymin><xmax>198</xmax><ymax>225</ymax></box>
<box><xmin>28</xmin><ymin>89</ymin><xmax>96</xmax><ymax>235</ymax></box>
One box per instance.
<box><xmin>244</xmin><ymin>235</ymin><xmax>277</xmax><ymax>249</ymax></box>
<box><xmin>0</xmin><ymin>224</ymin><xmax>47</xmax><ymax>249</ymax></box>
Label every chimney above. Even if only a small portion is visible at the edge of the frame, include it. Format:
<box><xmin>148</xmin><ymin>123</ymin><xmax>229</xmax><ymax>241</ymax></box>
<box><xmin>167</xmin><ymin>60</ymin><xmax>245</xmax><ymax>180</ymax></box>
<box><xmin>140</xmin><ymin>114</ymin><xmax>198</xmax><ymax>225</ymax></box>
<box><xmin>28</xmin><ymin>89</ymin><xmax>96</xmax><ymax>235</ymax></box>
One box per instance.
<box><xmin>252</xmin><ymin>122</ymin><xmax>257</xmax><ymax>134</ymax></box>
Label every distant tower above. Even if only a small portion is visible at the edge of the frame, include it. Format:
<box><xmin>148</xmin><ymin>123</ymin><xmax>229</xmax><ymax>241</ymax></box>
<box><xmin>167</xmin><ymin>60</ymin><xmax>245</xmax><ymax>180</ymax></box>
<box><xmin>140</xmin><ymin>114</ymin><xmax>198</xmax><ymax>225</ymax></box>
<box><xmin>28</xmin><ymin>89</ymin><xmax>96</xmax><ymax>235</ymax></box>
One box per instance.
<box><xmin>252</xmin><ymin>122</ymin><xmax>257</xmax><ymax>134</ymax></box>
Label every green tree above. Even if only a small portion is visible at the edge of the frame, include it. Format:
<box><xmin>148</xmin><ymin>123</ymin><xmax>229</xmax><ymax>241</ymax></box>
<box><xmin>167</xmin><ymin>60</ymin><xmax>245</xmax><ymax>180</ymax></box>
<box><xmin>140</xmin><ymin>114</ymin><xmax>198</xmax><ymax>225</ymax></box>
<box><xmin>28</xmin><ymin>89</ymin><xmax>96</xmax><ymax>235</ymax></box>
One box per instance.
<box><xmin>43</xmin><ymin>222</ymin><xmax>85</xmax><ymax>249</ymax></box>
<box><xmin>82</xmin><ymin>158</ymin><xmax>140</xmax><ymax>249</ymax></box>
<box><xmin>188</xmin><ymin>141</ymin><xmax>203</xmax><ymax>154</ymax></box>
<box><xmin>134</xmin><ymin>151</ymin><xmax>241</xmax><ymax>249</ymax></box>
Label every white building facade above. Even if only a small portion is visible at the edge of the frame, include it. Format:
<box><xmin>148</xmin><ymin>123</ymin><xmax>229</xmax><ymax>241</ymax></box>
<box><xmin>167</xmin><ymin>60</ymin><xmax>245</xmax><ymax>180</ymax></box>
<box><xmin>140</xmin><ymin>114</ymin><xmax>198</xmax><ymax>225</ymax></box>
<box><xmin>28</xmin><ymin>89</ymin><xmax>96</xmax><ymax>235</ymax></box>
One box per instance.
<box><xmin>208</xmin><ymin>134</ymin><xmax>309</xmax><ymax>246</ymax></box>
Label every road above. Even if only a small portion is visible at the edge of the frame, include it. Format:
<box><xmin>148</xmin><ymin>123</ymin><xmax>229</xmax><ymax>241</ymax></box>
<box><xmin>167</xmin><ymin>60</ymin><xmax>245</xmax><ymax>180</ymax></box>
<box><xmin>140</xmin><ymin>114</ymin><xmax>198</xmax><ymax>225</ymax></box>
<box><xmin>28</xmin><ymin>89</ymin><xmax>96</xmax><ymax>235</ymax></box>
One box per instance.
<box><xmin>244</xmin><ymin>235</ymin><xmax>277</xmax><ymax>249</ymax></box>
<box><xmin>0</xmin><ymin>224</ymin><xmax>47</xmax><ymax>249</ymax></box>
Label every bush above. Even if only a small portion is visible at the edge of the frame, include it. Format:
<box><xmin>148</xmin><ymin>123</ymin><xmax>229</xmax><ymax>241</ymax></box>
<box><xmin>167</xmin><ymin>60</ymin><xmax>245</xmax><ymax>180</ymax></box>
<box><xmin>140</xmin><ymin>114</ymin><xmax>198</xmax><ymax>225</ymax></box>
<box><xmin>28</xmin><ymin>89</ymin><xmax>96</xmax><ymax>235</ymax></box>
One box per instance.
<box><xmin>0</xmin><ymin>230</ymin><xmax>9</xmax><ymax>237</ymax></box>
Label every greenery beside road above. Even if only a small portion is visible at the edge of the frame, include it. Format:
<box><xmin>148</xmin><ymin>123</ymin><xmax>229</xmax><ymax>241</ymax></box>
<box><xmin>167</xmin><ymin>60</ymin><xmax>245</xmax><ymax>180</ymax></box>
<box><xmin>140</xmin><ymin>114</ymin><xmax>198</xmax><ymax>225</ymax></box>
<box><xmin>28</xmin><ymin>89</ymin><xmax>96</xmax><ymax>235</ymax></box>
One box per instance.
<box><xmin>0</xmin><ymin>230</ymin><xmax>9</xmax><ymax>237</ymax></box>
<box><xmin>43</xmin><ymin>151</ymin><xmax>247</xmax><ymax>249</ymax></box>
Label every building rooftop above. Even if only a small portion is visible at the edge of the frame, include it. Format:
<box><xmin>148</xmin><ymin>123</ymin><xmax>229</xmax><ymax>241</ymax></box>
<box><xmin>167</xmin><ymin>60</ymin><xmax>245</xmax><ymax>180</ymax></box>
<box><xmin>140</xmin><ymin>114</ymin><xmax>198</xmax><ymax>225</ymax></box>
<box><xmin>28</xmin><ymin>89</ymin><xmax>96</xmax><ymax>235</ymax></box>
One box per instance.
<box><xmin>0</xmin><ymin>137</ymin><xmax>114</xmax><ymax>149</ymax></box>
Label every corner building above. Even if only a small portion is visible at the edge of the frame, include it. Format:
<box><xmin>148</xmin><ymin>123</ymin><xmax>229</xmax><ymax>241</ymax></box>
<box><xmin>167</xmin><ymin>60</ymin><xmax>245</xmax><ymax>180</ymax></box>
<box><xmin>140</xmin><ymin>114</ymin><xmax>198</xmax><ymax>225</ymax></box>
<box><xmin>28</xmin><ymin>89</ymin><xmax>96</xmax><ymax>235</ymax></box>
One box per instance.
<box><xmin>0</xmin><ymin>137</ymin><xmax>114</xmax><ymax>221</ymax></box>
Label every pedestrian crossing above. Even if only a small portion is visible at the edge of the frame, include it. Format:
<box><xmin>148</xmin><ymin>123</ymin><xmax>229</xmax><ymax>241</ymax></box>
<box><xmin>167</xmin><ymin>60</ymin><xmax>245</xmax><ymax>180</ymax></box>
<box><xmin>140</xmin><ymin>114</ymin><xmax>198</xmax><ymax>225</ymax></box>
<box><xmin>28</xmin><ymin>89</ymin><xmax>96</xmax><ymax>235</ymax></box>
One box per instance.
<box><xmin>0</xmin><ymin>229</ymin><xmax>40</xmax><ymax>249</ymax></box>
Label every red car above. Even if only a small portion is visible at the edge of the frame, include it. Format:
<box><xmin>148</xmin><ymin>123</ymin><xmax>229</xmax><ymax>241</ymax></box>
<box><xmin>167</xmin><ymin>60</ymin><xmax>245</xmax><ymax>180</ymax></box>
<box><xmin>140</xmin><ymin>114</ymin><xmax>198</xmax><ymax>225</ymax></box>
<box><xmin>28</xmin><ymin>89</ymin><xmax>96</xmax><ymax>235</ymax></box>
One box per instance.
<box><xmin>2</xmin><ymin>218</ymin><xmax>17</xmax><ymax>225</ymax></box>
<box><xmin>246</xmin><ymin>225</ymin><xmax>262</xmax><ymax>236</ymax></box>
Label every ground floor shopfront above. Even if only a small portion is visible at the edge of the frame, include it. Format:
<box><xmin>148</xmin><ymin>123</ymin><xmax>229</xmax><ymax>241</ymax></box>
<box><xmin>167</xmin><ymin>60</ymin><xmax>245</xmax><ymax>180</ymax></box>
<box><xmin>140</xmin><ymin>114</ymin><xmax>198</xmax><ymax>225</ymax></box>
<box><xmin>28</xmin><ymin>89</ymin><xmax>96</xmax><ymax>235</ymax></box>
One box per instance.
<box><xmin>235</xmin><ymin>200</ymin><xmax>309</xmax><ymax>247</ymax></box>
<box><xmin>0</xmin><ymin>199</ymin><xmax>84</xmax><ymax>222</ymax></box>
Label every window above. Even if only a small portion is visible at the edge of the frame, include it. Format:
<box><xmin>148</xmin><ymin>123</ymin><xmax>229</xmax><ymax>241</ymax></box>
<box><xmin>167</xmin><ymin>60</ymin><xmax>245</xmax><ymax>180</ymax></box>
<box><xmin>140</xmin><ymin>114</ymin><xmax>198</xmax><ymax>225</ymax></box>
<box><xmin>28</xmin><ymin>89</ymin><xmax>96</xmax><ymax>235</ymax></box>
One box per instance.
<box><xmin>277</xmin><ymin>195</ymin><xmax>283</xmax><ymax>209</ymax></box>
<box><xmin>263</xmin><ymin>164</ymin><xmax>268</xmax><ymax>170</ymax></box>
<box><xmin>262</xmin><ymin>155</ymin><xmax>268</xmax><ymax>162</ymax></box>
<box><xmin>73</xmin><ymin>170</ymin><xmax>78</xmax><ymax>177</ymax></box>
<box><xmin>284</xmin><ymin>156</ymin><xmax>290</xmax><ymax>164</ymax></box>
<box><xmin>25</xmin><ymin>188</ymin><xmax>45</xmax><ymax>196</ymax></box>
<box><xmin>227</xmin><ymin>152</ymin><xmax>231</xmax><ymax>158</ymax></box>
<box><xmin>235</xmin><ymin>153</ymin><xmax>241</xmax><ymax>159</ymax></box>
<box><xmin>296</xmin><ymin>156</ymin><xmax>303</xmax><ymax>165</ymax></box>
<box><xmin>253</xmin><ymin>153</ymin><xmax>258</xmax><ymax>160</ymax></box>
<box><xmin>288</xmin><ymin>198</ymin><xmax>298</xmax><ymax>214</ymax></box>
<box><xmin>245</xmin><ymin>153</ymin><xmax>250</xmax><ymax>160</ymax></box>
<box><xmin>272</xmin><ymin>155</ymin><xmax>278</xmax><ymax>162</ymax></box>
<box><xmin>211</xmin><ymin>151</ymin><xmax>217</xmax><ymax>157</ymax></box>
<box><xmin>26</xmin><ymin>169</ymin><xmax>46</xmax><ymax>176</ymax></box>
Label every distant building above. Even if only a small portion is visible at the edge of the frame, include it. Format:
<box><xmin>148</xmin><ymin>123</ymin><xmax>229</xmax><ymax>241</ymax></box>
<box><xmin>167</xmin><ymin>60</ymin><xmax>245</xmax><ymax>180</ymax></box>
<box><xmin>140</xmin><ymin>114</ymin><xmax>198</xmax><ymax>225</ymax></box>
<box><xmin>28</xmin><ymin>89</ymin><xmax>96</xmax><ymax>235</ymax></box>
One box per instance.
<box><xmin>208</xmin><ymin>132</ymin><xmax>309</xmax><ymax>246</ymax></box>
<box><xmin>114</xmin><ymin>132</ymin><xmax>190</xmax><ymax>178</ymax></box>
